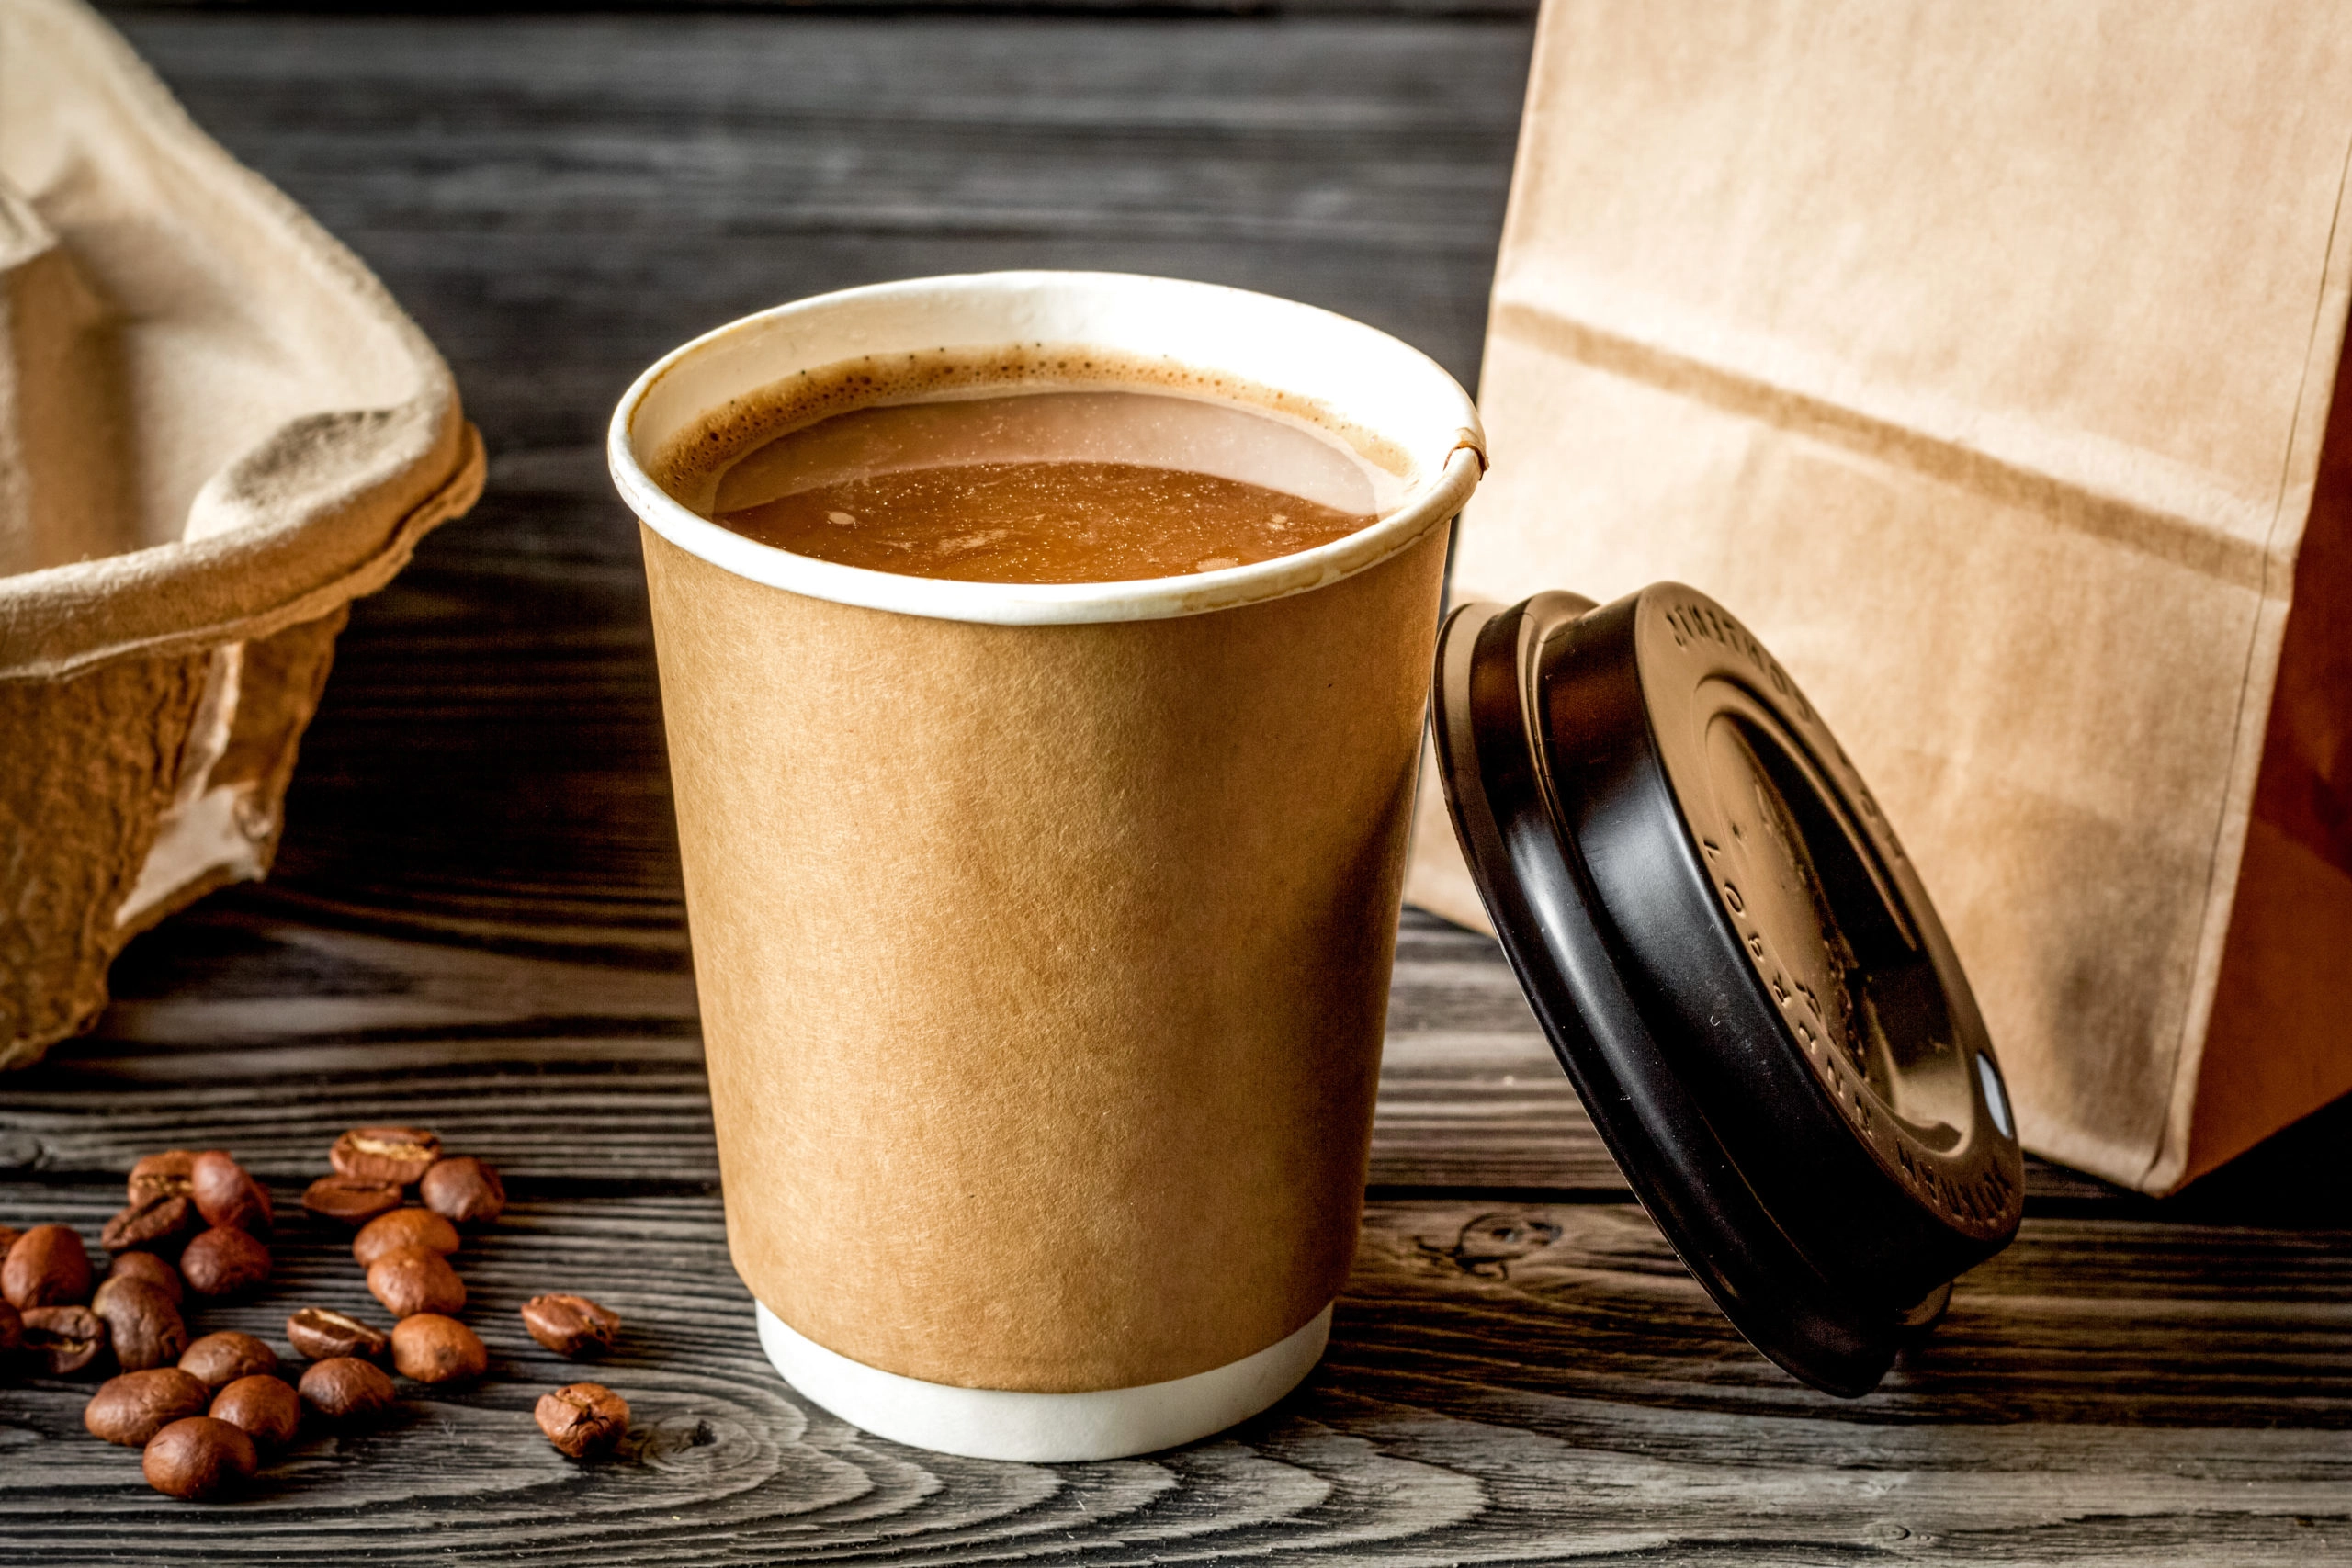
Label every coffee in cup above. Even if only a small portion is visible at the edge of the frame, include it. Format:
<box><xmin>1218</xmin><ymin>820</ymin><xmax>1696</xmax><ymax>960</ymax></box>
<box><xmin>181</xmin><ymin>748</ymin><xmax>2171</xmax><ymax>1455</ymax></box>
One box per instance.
<box><xmin>683</xmin><ymin>383</ymin><xmax>1405</xmax><ymax>583</ymax></box>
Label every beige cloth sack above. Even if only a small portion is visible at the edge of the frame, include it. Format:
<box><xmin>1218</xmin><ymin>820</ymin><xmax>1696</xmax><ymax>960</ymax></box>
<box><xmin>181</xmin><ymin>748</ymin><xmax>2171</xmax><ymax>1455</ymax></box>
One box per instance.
<box><xmin>0</xmin><ymin>0</ymin><xmax>484</xmax><ymax>1066</ymax></box>
<box><xmin>1409</xmin><ymin>0</ymin><xmax>2352</xmax><ymax>1195</ymax></box>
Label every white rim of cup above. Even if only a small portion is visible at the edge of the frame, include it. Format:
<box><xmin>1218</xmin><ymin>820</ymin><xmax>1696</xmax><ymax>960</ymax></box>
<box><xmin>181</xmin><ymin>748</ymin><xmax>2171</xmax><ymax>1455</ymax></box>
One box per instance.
<box><xmin>608</xmin><ymin>271</ymin><xmax>1486</xmax><ymax>626</ymax></box>
<box><xmin>755</xmin><ymin>1301</ymin><xmax>1333</xmax><ymax>1462</ymax></box>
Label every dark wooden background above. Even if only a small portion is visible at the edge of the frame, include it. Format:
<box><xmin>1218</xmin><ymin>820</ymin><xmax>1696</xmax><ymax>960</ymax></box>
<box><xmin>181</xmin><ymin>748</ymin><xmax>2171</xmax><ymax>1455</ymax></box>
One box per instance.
<box><xmin>4</xmin><ymin>5</ymin><xmax>2348</xmax><ymax>1561</ymax></box>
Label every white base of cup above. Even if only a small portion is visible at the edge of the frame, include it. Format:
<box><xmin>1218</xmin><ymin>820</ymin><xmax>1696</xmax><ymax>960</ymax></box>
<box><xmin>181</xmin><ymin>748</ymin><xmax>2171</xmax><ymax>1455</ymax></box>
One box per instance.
<box><xmin>754</xmin><ymin>1301</ymin><xmax>1332</xmax><ymax>1462</ymax></box>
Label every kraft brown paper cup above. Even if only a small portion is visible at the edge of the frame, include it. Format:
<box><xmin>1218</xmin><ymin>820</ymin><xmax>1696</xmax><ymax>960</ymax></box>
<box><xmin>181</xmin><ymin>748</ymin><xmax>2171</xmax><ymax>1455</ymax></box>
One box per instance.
<box><xmin>610</xmin><ymin>272</ymin><xmax>1484</xmax><ymax>1461</ymax></box>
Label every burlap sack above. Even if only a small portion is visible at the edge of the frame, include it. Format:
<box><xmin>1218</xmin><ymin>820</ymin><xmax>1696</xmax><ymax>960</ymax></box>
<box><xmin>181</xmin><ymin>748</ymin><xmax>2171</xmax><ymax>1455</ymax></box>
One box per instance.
<box><xmin>0</xmin><ymin>0</ymin><xmax>484</xmax><ymax>1066</ymax></box>
<box><xmin>1408</xmin><ymin>0</ymin><xmax>2352</xmax><ymax>1196</ymax></box>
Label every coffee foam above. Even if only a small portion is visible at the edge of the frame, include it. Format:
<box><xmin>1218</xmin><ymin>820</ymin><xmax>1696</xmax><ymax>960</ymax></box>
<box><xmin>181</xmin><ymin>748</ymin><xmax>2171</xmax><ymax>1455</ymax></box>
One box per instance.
<box><xmin>649</xmin><ymin>343</ymin><xmax>1415</xmax><ymax>517</ymax></box>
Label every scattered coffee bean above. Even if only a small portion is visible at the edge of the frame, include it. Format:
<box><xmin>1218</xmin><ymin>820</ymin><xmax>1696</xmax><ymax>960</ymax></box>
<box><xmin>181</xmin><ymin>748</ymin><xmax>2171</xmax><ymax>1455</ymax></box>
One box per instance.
<box><xmin>46</xmin><ymin>1139</ymin><xmax>654</xmax><ymax>1497</ymax></box>
<box><xmin>190</xmin><ymin>1151</ymin><xmax>273</xmax><ymax>1234</ymax></box>
<box><xmin>180</xmin><ymin>1225</ymin><xmax>271</xmax><ymax>1299</ymax></box>
<box><xmin>127</xmin><ymin>1151</ymin><xmax>202</xmax><ymax>1207</ymax></box>
<box><xmin>520</xmin><ymin>1293</ymin><xmax>621</xmax><ymax>1359</ymax></box>
<box><xmin>210</xmin><ymin>1373</ymin><xmax>301</xmax><ymax>1448</ymax></box>
<box><xmin>353</xmin><ymin>1208</ymin><xmax>459</xmax><ymax>1268</ymax></box>
<box><xmin>85</xmin><ymin>1368</ymin><xmax>210</xmax><ymax>1447</ymax></box>
<box><xmin>142</xmin><ymin>1416</ymin><xmax>257</xmax><ymax>1501</ymax></box>
<box><xmin>302</xmin><ymin>1175</ymin><xmax>402</xmax><ymax>1226</ymax></box>
<box><xmin>390</xmin><ymin>1314</ymin><xmax>487</xmax><ymax>1384</ymax></box>
<box><xmin>92</xmin><ymin>1278</ymin><xmax>188</xmax><ymax>1371</ymax></box>
<box><xmin>100</xmin><ymin>1194</ymin><xmax>198</xmax><ymax>1255</ymax></box>
<box><xmin>180</xmin><ymin>1331</ymin><xmax>278</xmax><ymax>1392</ymax></box>
<box><xmin>107</xmin><ymin>1250</ymin><xmax>184</xmax><ymax>1306</ymax></box>
<box><xmin>420</xmin><ymin>1156</ymin><xmax>506</xmax><ymax>1224</ymax></box>
<box><xmin>22</xmin><ymin>1304</ymin><xmax>107</xmax><ymax>1375</ymax></box>
<box><xmin>0</xmin><ymin>1298</ymin><xmax>19</xmax><ymax>1358</ymax></box>
<box><xmin>286</xmin><ymin>1306</ymin><xmax>390</xmax><ymax>1364</ymax></box>
<box><xmin>330</xmin><ymin>1127</ymin><xmax>441</xmax><ymax>1187</ymax></box>
<box><xmin>90</xmin><ymin>1275</ymin><xmax>141</xmax><ymax>1314</ymax></box>
<box><xmin>4</xmin><ymin>1224</ymin><xmax>93</xmax><ymax>1309</ymax></box>
<box><xmin>298</xmin><ymin>1356</ymin><xmax>395</xmax><ymax>1426</ymax></box>
<box><xmin>367</xmin><ymin>1246</ymin><xmax>465</xmax><ymax>1318</ymax></box>
<box><xmin>536</xmin><ymin>1382</ymin><xmax>630</xmax><ymax>1460</ymax></box>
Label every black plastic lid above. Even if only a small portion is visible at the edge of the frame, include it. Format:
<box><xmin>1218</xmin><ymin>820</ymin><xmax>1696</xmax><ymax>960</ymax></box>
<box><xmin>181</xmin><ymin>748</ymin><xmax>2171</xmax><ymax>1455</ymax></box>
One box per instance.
<box><xmin>1430</xmin><ymin>584</ymin><xmax>2024</xmax><ymax>1396</ymax></box>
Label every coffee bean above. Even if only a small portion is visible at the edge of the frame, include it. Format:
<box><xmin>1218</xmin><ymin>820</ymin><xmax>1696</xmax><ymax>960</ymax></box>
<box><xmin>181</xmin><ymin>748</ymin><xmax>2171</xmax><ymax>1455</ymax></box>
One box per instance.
<box><xmin>330</xmin><ymin>1127</ymin><xmax>441</xmax><ymax>1187</ymax></box>
<box><xmin>101</xmin><ymin>1194</ymin><xmax>198</xmax><ymax>1255</ymax></box>
<box><xmin>0</xmin><ymin>1298</ymin><xmax>19</xmax><ymax>1358</ymax></box>
<box><xmin>352</xmin><ymin>1208</ymin><xmax>458</xmax><ymax>1268</ymax></box>
<box><xmin>107</xmin><ymin>1250</ymin><xmax>183</xmax><ymax>1306</ymax></box>
<box><xmin>180</xmin><ymin>1226</ymin><xmax>270</xmax><ymax>1299</ymax></box>
<box><xmin>366</xmin><ymin>1246</ymin><xmax>465</xmax><ymax>1318</ymax></box>
<box><xmin>301</xmin><ymin>1175</ymin><xmax>402</xmax><ymax>1226</ymax></box>
<box><xmin>390</xmin><ymin>1313</ymin><xmax>487</xmax><ymax>1384</ymax></box>
<box><xmin>92</xmin><ymin>1278</ymin><xmax>188</xmax><ymax>1371</ymax></box>
<box><xmin>128</xmin><ymin>1150</ymin><xmax>202</xmax><ymax>1207</ymax></box>
<box><xmin>142</xmin><ymin>1416</ymin><xmax>257</xmax><ymax>1500</ymax></box>
<box><xmin>190</xmin><ymin>1151</ymin><xmax>273</xmax><ymax>1234</ymax></box>
<box><xmin>22</xmin><ymin>1304</ymin><xmax>107</xmax><ymax>1375</ymax></box>
<box><xmin>535</xmin><ymin>1382</ymin><xmax>630</xmax><ymax>1460</ymax></box>
<box><xmin>85</xmin><ymin>1367</ymin><xmax>209</xmax><ymax>1446</ymax></box>
<box><xmin>210</xmin><ymin>1373</ymin><xmax>301</xmax><ymax>1448</ymax></box>
<box><xmin>180</xmin><ymin>1331</ymin><xmax>278</xmax><ymax>1392</ymax></box>
<box><xmin>4</xmin><ymin>1224</ymin><xmax>93</xmax><ymax>1308</ymax></box>
<box><xmin>286</xmin><ymin>1306</ymin><xmax>390</xmax><ymax>1364</ymax></box>
<box><xmin>90</xmin><ymin>1275</ymin><xmax>141</xmax><ymax>1314</ymax></box>
<box><xmin>519</xmin><ymin>1293</ymin><xmax>621</xmax><ymax>1358</ymax></box>
<box><xmin>420</xmin><ymin>1156</ymin><xmax>506</xmax><ymax>1224</ymax></box>
<box><xmin>298</xmin><ymin>1356</ymin><xmax>395</xmax><ymax>1425</ymax></box>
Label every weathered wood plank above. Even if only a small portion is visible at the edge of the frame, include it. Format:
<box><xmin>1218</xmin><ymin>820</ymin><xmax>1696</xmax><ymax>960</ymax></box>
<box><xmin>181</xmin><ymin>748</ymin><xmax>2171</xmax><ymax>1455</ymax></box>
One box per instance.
<box><xmin>114</xmin><ymin>9</ymin><xmax>1529</xmax><ymax>465</ymax></box>
<box><xmin>1</xmin><ymin>1182</ymin><xmax>2346</xmax><ymax>1564</ymax></box>
<box><xmin>5</xmin><ymin>904</ymin><xmax>2137</xmax><ymax>1206</ymax></box>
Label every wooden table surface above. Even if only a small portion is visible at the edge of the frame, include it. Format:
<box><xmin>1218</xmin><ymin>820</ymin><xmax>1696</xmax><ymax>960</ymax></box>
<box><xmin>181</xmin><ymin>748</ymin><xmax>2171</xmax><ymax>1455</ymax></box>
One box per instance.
<box><xmin>6</xmin><ymin>7</ymin><xmax>2349</xmax><ymax>1562</ymax></box>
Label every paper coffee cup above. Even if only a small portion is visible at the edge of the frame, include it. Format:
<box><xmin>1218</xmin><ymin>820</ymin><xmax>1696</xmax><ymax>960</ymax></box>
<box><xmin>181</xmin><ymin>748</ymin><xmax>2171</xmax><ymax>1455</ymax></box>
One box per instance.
<box><xmin>610</xmin><ymin>272</ymin><xmax>1483</xmax><ymax>1461</ymax></box>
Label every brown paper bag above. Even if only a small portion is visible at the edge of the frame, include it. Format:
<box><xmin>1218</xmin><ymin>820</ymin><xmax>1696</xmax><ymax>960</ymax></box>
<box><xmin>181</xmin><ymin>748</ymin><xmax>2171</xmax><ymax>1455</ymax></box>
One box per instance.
<box><xmin>1408</xmin><ymin>1</ymin><xmax>2352</xmax><ymax>1195</ymax></box>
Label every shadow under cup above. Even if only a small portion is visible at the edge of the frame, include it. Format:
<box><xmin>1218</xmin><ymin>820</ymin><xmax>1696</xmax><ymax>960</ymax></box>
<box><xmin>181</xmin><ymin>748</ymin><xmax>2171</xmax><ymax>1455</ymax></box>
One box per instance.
<box><xmin>609</xmin><ymin>272</ymin><xmax>1485</xmax><ymax>1461</ymax></box>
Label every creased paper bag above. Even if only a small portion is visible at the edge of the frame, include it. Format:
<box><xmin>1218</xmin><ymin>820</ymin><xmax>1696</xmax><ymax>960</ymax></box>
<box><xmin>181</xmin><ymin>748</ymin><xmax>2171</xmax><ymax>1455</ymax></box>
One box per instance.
<box><xmin>1409</xmin><ymin>0</ymin><xmax>2352</xmax><ymax>1195</ymax></box>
